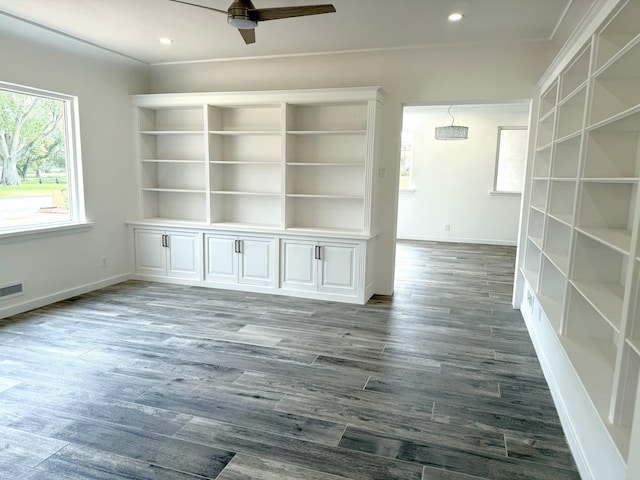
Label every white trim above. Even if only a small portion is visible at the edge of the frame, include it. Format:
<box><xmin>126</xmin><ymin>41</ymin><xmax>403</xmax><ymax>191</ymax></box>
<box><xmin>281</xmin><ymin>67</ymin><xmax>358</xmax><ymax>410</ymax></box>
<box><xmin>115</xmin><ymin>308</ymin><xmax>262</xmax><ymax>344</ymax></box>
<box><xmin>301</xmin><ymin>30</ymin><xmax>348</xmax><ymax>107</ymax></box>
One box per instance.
<box><xmin>520</xmin><ymin>295</ymin><xmax>627</xmax><ymax>480</ymax></box>
<box><xmin>0</xmin><ymin>274</ymin><xmax>130</xmax><ymax>319</ymax></box>
<box><xmin>538</xmin><ymin>0</ymin><xmax>621</xmax><ymax>91</ymax></box>
<box><xmin>0</xmin><ymin>221</ymin><xmax>93</xmax><ymax>243</ymax></box>
<box><xmin>396</xmin><ymin>234</ymin><xmax>517</xmax><ymax>247</ymax></box>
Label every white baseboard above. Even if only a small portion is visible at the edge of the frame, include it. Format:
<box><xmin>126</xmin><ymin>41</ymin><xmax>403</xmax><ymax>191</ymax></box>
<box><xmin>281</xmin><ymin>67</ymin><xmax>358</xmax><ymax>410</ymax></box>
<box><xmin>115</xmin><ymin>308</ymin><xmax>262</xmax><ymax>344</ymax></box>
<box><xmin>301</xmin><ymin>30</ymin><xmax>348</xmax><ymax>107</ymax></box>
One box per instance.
<box><xmin>520</xmin><ymin>294</ymin><xmax>626</xmax><ymax>480</ymax></box>
<box><xmin>0</xmin><ymin>274</ymin><xmax>131</xmax><ymax>319</ymax></box>
<box><xmin>396</xmin><ymin>234</ymin><xmax>517</xmax><ymax>246</ymax></box>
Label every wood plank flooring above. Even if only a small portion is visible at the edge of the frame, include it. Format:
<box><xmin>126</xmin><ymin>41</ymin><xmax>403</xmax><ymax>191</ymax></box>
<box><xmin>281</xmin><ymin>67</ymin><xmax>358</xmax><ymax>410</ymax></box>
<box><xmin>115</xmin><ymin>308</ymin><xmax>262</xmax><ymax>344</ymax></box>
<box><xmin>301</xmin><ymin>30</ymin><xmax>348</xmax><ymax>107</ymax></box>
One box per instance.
<box><xmin>0</xmin><ymin>241</ymin><xmax>579</xmax><ymax>479</ymax></box>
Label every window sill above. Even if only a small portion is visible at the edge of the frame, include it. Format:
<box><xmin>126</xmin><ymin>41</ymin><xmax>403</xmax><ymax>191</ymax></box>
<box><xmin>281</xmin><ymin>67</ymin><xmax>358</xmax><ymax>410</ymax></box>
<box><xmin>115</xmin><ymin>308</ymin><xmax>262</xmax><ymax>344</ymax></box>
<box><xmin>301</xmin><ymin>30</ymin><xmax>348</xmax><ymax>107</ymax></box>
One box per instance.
<box><xmin>0</xmin><ymin>221</ymin><xmax>94</xmax><ymax>243</ymax></box>
<box><xmin>489</xmin><ymin>190</ymin><xmax>521</xmax><ymax>196</ymax></box>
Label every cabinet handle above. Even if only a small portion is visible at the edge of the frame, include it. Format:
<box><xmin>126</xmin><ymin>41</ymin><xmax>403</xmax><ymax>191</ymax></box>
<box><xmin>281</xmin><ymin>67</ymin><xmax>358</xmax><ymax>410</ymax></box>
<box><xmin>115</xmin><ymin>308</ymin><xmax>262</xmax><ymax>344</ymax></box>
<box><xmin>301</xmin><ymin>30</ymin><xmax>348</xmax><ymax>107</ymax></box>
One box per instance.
<box><xmin>161</xmin><ymin>234</ymin><xmax>166</xmax><ymax>248</ymax></box>
<box><xmin>237</xmin><ymin>239</ymin><xmax>242</xmax><ymax>254</ymax></box>
<box><xmin>315</xmin><ymin>245</ymin><xmax>321</xmax><ymax>260</ymax></box>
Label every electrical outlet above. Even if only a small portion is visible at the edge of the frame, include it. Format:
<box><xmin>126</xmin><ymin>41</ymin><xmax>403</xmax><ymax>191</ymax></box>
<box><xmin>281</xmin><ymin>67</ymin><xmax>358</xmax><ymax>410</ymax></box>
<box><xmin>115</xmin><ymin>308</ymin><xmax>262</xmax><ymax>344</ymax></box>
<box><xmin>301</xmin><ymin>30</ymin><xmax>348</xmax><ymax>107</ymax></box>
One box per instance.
<box><xmin>100</xmin><ymin>256</ymin><xmax>107</xmax><ymax>268</ymax></box>
<box><xmin>445</xmin><ymin>224</ymin><xmax>451</xmax><ymax>231</ymax></box>
<box><xmin>378</xmin><ymin>167</ymin><xmax>386</xmax><ymax>177</ymax></box>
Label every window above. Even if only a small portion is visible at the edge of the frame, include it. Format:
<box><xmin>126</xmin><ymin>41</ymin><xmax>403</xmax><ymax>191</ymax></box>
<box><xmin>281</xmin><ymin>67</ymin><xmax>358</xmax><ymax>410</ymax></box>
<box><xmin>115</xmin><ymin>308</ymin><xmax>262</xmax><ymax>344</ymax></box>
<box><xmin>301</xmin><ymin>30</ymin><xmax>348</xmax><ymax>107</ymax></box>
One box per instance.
<box><xmin>0</xmin><ymin>81</ymin><xmax>84</xmax><ymax>233</ymax></box>
<box><xmin>399</xmin><ymin>131</ymin><xmax>414</xmax><ymax>190</ymax></box>
<box><xmin>494</xmin><ymin>126</ymin><xmax>528</xmax><ymax>194</ymax></box>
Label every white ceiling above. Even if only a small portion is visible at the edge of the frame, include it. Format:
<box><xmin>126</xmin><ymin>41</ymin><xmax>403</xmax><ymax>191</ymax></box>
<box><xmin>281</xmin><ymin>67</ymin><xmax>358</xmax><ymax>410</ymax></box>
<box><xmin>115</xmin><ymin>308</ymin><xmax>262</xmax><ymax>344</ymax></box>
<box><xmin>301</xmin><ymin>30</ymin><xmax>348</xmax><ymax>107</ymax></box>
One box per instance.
<box><xmin>0</xmin><ymin>0</ymin><xmax>587</xmax><ymax>64</ymax></box>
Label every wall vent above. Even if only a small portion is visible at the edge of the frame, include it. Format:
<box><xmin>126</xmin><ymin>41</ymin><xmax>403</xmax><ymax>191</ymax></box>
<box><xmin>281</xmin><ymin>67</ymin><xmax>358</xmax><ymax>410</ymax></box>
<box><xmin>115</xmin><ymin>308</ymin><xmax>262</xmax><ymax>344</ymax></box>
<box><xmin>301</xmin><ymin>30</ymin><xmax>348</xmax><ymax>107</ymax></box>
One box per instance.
<box><xmin>0</xmin><ymin>282</ymin><xmax>24</xmax><ymax>301</ymax></box>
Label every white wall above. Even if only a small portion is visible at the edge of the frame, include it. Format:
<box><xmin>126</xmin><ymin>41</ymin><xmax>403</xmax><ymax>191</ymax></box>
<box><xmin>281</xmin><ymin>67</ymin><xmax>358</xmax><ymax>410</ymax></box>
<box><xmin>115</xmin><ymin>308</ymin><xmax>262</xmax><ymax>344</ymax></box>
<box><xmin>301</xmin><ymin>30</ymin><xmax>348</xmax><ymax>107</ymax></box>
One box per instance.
<box><xmin>151</xmin><ymin>42</ymin><xmax>551</xmax><ymax>293</ymax></box>
<box><xmin>0</xmin><ymin>15</ymin><xmax>149</xmax><ymax>318</ymax></box>
<box><xmin>397</xmin><ymin>104</ymin><xmax>530</xmax><ymax>245</ymax></box>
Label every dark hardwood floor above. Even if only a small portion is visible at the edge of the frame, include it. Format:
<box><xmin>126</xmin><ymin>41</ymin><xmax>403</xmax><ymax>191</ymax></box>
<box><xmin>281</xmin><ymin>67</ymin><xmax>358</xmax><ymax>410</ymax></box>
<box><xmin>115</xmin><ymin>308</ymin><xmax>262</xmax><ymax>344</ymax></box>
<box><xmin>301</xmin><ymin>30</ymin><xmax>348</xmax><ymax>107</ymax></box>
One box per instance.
<box><xmin>0</xmin><ymin>241</ymin><xmax>579</xmax><ymax>479</ymax></box>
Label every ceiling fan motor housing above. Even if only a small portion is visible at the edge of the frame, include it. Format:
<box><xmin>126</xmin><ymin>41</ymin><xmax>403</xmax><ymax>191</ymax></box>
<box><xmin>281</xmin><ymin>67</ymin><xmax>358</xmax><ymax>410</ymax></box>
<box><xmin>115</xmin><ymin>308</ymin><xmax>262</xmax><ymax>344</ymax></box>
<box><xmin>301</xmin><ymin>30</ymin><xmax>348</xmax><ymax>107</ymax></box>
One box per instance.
<box><xmin>227</xmin><ymin>0</ymin><xmax>258</xmax><ymax>28</ymax></box>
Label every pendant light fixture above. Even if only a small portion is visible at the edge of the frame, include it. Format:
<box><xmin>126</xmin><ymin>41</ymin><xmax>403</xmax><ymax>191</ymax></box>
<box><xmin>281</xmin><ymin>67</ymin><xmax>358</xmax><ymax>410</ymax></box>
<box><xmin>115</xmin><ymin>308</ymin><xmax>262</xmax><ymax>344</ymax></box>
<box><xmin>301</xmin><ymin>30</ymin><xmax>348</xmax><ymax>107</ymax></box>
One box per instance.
<box><xmin>435</xmin><ymin>105</ymin><xmax>469</xmax><ymax>140</ymax></box>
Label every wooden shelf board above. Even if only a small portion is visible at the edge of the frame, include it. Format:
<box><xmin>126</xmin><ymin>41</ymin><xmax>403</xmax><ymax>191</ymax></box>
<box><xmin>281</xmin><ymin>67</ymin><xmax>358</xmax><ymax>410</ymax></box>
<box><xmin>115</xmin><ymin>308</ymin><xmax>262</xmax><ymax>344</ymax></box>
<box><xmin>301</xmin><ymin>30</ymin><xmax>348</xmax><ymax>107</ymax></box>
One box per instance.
<box><xmin>554</xmin><ymin>130</ymin><xmax>583</xmax><ymax>144</ymax></box>
<box><xmin>286</xmin><ymin>162</ymin><xmax>364</xmax><ymax>167</ymax></box>
<box><xmin>209</xmin><ymin>161</ymin><xmax>280</xmax><ymax>165</ymax></box>
<box><xmin>594</xmin><ymin>35</ymin><xmax>640</xmax><ymax>79</ymax></box>
<box><xmin>560</xmin><ymin>80</ymin><xmax>588</xmax><ymax>104</ymax></box>
<box><xmin>210</xmin><ymin>191</ymin><xmax>281</xmax><ymax>197</ymax></box>
<box><xmin>140</xmin><ymin>130</ymin><xmax>203</xmax><ymax>135</ymax></box>
<box><xmin>538</xmin><ymin>108</ymin><xmax>555</xmax><ymax>122</ymax></box>
<box><xmin>209</xmin><ymin>221</ymin><xmax>282</xmax><ymax>231</ymax></box>
<box><xmin>537</xmin><ymin>293</ymin><xmax>564</xmax><ymax>324</ymax></box>
<box><xmin>139</xmin><ymin>217</ymin><xmax>208</xmax><ymax>226</ymax></box>
<box><xmin>285</xmin><ymin>226</ymin><xmax>367</xmax><ymax>238</ymax></box>
<box><xmin>286</xmin><ymin>130</ymin><xmax>366</xmax><ymax>135</ymax></box>
<box><xmin>544</xmin><ymin>252</ymin><xmax>570</xmax><ymax>276</ymax></box>
<box><xmin>549</xmin><ymin>177</ymin><xmax>577</xmax><ymax>183</ymax></box>
<box><xmin>559</xmin><ymin>335</ymin><xmax>615</xmax><ymax>419</ymax></box>
<box><xmin>530</xmin><ymin>205</ymin><xmax>546</xmax><ymax>215</ymax></box>
<box><xmin>547</xmin><ymin>212</ymin><xmax>573</xmax><ymax>226</ymax></box>
<box><xmin>209</xmin><ymin>130</ymin><xmax>280</xmax><ymax>135</ymax></box>
<box><xmin>571</xmin><ymin>279</ymin><xmax>624</xmax><ymax>332</ymax></box>
<box><xmin>528</xmin><ymin>235</ymin><xmax>544</xmax><ymax>250</ymax></box>
<box><xmin>141</xmin><ymin>159</ymin><xmax>205</xmax><ymax>164</ymax></box>
<box><xmin>581</xmin><ymin>177</ymin><xmax>639</xmax><ymax>184</ymax></box>
<box><xmin>627</xmin><ymin>338</ymin><xmax>640</xmax><ymax>356</ymax></box>
<box><xmin>521</xmin><ymin>267</ymin><xmax>539</xmax><ymax>289</ymax></box>
<box><xmin>576</xmin><ymin>226</ymin><xmax>631</xmax><ymax>255</ymax></box>
<box><xmin>286</xmin><ymin>194</ymin><xmax>364</xmax><ymax>200</ymax></box>
<box><xmin>142</xmin><ymin>188</ymin><xmax>206</xmax><ymax>194</ymax></box>
<box><xmin>587</xmin><ymin>104</ymin><xmax>640</xmax><ymax>132</ymax></box>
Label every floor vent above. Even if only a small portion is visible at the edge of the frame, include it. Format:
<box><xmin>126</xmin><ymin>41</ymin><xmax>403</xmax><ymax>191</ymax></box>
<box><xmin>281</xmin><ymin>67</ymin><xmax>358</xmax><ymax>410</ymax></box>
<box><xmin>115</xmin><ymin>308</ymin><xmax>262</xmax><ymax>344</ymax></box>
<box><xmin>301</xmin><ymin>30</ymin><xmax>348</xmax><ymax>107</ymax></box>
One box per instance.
<box><xmin>0</xmin><ymin>282</ymin><xmax>24</xmax><ymax>300</ymax></box>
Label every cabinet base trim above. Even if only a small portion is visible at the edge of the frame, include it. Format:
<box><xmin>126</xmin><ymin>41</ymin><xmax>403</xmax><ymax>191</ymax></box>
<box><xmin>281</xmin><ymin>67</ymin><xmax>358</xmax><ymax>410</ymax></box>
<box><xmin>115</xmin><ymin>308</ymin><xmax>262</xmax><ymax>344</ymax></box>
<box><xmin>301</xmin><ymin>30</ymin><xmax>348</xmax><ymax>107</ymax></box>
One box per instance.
<box><xmin>132</xmin><ymin>274</ymin><xmax>371</xmax><ymax>305</ymax></box>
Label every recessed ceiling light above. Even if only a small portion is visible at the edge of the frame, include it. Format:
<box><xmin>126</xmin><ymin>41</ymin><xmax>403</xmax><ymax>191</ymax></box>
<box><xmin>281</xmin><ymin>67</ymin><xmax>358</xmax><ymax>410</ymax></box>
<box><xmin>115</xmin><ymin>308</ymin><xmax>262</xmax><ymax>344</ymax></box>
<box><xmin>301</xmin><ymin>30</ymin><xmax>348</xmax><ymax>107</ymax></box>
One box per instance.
<box><xmin>159</xmin><ymin>37</ymin><xmax>174</xmax><ymax>46</ymax></box>
<box><xmin>448</xmin><ymin>13</ymin><xmax>464</xmax><ymax>22</ymax></box>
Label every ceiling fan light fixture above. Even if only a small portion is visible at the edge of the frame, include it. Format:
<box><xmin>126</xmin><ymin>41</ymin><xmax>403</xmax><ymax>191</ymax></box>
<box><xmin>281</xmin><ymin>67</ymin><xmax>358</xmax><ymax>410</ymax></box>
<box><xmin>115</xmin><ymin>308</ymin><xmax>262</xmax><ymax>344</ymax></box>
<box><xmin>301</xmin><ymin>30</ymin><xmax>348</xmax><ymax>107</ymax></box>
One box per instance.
<box><xmin>448</xmin><ymin>12</ymin><xmax>464</xmax><ymax>22</ymax></box>
<box><xmin>228</xmin><ymin>17</ymin><xmax>258</xmax><ymax>29</ymax></box>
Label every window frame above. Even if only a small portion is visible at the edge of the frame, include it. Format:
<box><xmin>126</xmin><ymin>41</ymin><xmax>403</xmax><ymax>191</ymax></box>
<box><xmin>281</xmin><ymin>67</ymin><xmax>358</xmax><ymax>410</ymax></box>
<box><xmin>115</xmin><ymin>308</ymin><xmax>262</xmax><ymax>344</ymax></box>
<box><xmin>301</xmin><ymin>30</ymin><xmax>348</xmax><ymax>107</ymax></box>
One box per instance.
<box><xmin>399</xmin><ymin>130</ymin><xmax>415</xmax><ymax>193</ymax></box>
<box><xmin>0</xmin><ymin>80</ymin><xmax>86</xmax><ymax>237</ymax></box>
<box><xmin>492</xmin><ymin>126</ymin><xmax>528</xmax><ymax>195</ymax></box>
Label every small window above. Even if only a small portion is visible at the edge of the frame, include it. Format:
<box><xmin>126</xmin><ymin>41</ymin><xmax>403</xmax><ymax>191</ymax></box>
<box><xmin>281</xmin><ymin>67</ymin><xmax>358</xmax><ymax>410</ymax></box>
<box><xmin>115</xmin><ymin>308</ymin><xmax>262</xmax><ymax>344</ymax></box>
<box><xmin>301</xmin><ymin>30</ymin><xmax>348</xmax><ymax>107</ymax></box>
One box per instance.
<box><xmin>399</xmin><ymin>131</ymin><xmax>414</xmax><ymax>191</ymax></box>
<box><xmin>0</xmin><ymin>81</ymin><xmax>84</xmax><ymax>233</ymax></box>
<box><xmin>494</xmin><ymin>126</ymin><xmax>528</xmax><ymax>194</ymax></box>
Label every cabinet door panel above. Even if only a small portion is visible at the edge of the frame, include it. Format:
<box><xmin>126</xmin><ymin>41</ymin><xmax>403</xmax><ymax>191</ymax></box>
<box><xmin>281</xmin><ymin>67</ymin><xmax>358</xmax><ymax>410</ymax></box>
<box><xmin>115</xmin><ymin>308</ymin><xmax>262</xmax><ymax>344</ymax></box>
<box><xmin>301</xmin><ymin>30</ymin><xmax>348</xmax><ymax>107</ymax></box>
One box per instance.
<box><xmin>134</xmin><ymin>230</ymin><xmax>166</xmax><ymax>276</ymax></box>
<box><xmin>319</xmin><ymin>243</ymin><xmax>358</xmax><ymax>295</ymax></box>
<box><xmin>239</xmin><ymin>237</ymin><xmax>274</xmax><ymax>287</ymax></box>
<box><xmin>205</xmin><ymin>235</ymin><xmax>237</xmax><ymax>283</ymax></box>
<box><xmin>280</xmin><ymin>240</ymin><xmax>317</xmax><ymax>291</ymax></box>
<box><xmin>166</xmin><ymin>232</ymin><xmax>201</xmax><ymax>279</ymax></box>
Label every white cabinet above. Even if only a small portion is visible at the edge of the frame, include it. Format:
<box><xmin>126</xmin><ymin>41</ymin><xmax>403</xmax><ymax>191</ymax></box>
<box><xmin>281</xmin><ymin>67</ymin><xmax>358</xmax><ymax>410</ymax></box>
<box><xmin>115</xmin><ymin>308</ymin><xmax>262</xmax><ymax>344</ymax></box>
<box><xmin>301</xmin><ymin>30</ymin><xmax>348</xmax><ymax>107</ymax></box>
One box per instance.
<box><xmin>134</xmin><ymin>229</ymin><xmax>201</xmax><ymax>280</ymax></box>
<box><xmin>280</xmin><ymin>239</ymin><xmax>358</xmax><ymax>298</ymax></box>
<box><xmin>205</xmin><ymin>233</ymin><xmax>275</xmax><ymax>287</ymax></box>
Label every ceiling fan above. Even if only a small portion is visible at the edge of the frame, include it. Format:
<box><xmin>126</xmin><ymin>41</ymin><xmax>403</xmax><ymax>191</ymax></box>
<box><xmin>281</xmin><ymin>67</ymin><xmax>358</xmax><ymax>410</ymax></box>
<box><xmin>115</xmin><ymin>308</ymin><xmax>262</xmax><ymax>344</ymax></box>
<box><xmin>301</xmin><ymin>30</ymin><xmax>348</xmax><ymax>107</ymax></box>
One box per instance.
<box><xmin>169</xmin><ymin>0</ymin><xmax>336</xmax><ymax>44</ymax></box>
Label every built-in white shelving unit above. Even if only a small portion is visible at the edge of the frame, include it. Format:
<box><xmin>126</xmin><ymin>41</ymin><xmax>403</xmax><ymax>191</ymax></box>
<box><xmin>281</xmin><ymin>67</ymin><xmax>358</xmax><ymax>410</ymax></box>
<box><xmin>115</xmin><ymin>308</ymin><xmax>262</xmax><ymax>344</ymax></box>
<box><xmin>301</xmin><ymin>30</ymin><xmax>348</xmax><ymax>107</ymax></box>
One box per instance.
<box><xmin>129</xmin><ymin>87</ymin><xmax>383</xmax><ymax>304</ymax></box>
<box><xmin>518</xmin><ymin>2</ymin><xmax>640</xmax><ymax>478</ymax></box>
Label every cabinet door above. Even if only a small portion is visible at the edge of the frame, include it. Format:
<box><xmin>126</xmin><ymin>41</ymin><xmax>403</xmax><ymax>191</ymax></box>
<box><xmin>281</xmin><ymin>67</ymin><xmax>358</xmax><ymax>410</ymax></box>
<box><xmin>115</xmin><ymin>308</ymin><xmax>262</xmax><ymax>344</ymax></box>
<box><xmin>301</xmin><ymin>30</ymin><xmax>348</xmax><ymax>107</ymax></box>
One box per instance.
<box><xmin>134</xmin><ymin>229</ymin><xmax>166</xmax><ymax>276</ymax></box>
<box><xmin>204</xmin><ymin>234</ymin><xmax>238</xmax><ymax>283</ymax></box>
<box><xmin>318</xmin><ymin>242</ymin><xmax>358</xmax><ymax>296</ymax></box>
<box><xmin>166</xmin><ymin>232</ymin><xmax>201</xmax><ymax>280</ymax></box>
<box><xmin>280</xmin><ymin>239</ymin><xmax>317</xmax><ymax>292</ymax></box>
<box><xmin>239</xmin><ymin>237</ymin><xmax>275</xmax><ymax>287</ymax></box>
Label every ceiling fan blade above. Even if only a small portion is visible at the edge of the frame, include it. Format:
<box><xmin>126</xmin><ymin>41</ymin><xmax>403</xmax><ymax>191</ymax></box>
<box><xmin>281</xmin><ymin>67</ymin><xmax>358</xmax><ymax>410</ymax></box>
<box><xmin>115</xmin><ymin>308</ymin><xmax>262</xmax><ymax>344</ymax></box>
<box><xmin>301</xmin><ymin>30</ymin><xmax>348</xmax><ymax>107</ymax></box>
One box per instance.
<box><xmin>238</xmin><ymin>28</ymin><xmax>256</xmax><ymax>44</ymax></box>
<box><xmin>168</xmin><ymin>0</ymin><xmax>227</xmax><ymax>15</ymax></box>
<box><xmin>252</xmin><ymin>4</ymin><xmax>336</xmax><ymax>21</ymax></box>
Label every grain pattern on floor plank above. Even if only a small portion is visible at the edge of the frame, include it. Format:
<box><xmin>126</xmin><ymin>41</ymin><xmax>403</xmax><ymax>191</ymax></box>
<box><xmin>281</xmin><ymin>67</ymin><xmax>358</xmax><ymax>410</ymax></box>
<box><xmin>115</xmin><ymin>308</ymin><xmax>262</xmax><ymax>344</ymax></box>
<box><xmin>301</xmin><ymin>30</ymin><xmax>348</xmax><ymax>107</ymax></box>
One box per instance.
<box><xmin>0</xmin><ymin>241</ymin><xmax>578</xmax><ymax>479</ymax></box>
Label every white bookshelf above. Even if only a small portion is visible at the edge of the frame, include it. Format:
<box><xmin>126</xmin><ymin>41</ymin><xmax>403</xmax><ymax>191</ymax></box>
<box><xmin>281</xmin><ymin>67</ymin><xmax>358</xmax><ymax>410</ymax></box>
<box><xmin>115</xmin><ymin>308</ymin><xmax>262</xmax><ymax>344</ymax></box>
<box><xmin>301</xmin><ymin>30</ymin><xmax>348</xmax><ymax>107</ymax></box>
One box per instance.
<box><xmin>519</xmin><ymin>1</ymin><xmax>640</xmax><ymax>474</ymax></box>
<box><xmin>131</xmin><ymin>87</ymin><xmax>383</xmax><ymax>305</ymax></box>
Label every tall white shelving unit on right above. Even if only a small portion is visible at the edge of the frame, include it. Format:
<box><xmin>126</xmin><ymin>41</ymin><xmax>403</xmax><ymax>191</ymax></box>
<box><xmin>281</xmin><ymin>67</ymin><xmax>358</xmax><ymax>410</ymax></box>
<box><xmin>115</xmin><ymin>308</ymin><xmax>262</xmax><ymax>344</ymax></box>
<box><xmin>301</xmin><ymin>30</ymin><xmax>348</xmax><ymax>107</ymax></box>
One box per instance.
<box><xmin>518</xmin><ymin>1</ymin><xmax>640</xmax><ymax>479</ymax></box>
